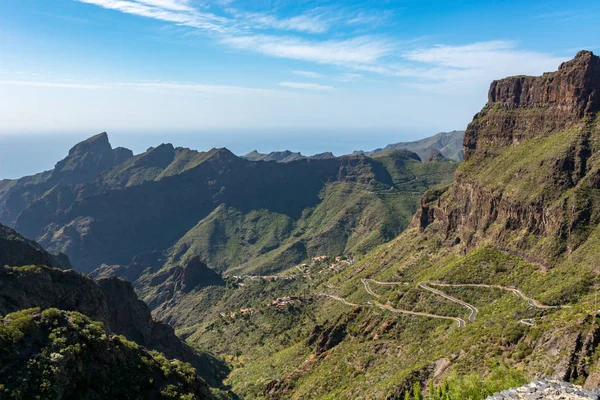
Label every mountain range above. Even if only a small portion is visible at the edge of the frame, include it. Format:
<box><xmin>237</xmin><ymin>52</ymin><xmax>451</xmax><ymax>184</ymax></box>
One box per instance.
<box><xmin>242</xmin><ymin>130</ymin><xmax>464</xmax><ymax>164</ymax></box>
<box><xmin>2</xmin><ymin>50</ymin><xmax>600</xmax><ymax>399</ymax></box>
<box><xmin>0</xmin><ymin>132</ymin><xmax>457</xmax><ymax>276</ymax></box>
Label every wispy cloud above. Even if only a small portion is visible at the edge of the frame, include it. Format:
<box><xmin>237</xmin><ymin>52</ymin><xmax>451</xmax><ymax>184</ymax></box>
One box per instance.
<box><xmin>393</xmin><ymin>41</ymin><xmax>568</xmax><ymax>93</ymax></box>
<box><xmin>135</xmin><ymin>0</ymin><xmax>192</xmax><ymax>12</ymax></box>
<box><xmin>0</xmin><ymin>79</ymin><xmax>285</xmax><ymax>96</ymax></box>
<box><xmin>74</xmin><ymin>0</ymin><xmax>395</xmax><ymax>68</ymax></box>
<box><xmin>70</xmin><ymin>1</ymin><xmax>567</xmax><ymax>97</ymax></box>
<box><xmin>223</xmin><ymin>35</ymin><xmax>393</xmax><ymax>66</ymax></box>
<box><xmin>279</xmin><ymin>81</ymin><xmax>334</xmax><ymax>91</ymax></box>
<box><xmin>334</xmin><ymin>73</ymin><xmax>362</xmax><ymax>82</ymax></box>
<box><xmin>76</xmin><ymin>0</ymin><xmax>231</xmax><ymax>32</ymax></box>
<box><xmin>292</xmin><ymin>70</ymin><xmax>323</xmax><ymax>78</ymax></box>
<box><xmin>226</xmin><ymin>9</ymin><xmax>329</xmax><ymax>34</ymax></box>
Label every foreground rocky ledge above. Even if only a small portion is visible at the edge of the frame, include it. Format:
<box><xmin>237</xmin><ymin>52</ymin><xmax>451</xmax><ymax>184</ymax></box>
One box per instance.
<box><xmin>486</xmin><ymin>378</ymin><xmax>600</xmax><ymax>399</ymax></box>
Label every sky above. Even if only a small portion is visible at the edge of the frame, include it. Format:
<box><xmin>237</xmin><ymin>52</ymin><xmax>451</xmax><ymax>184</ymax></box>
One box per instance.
<box><xmin>0</xmin><ymin>0</ymin><xmax>599</xmax><ymax>178</ymax></box>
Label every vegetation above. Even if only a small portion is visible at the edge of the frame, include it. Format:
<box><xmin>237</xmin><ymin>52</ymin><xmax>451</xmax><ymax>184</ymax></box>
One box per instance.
<box><xmin>0</xmin><ymin>308</ymin><xmax>215</xmax><ymax>399</ymax></box>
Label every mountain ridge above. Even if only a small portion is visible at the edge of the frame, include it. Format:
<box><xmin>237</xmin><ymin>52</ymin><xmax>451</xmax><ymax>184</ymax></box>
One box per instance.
<box><xmin>0</xmin><ymin>135</ymin><xmax>457</xmax><ymax>274</ymax></box>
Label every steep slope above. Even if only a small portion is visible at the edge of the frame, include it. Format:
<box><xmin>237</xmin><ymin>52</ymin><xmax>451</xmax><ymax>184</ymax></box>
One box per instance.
<box><xmin>0</xmin><ymin>132</ymin><xmax>133</xmax><ymax>227</ymax></box>
<box><xmin>0</xmin><ymin>223</ymin><xmax>229</xmax><ymax>388</ymax></box>
<box><xmin>0</xmin><ymin>308</ymin><xmax>215</xmax><ymax>400</ymax></box>
<box><xmin>0</xmin><ymin>224</ymin><xmax>70</xmax><ymax>269</ymax></box>
<box><xmin>166</xmin><ymin>51</ymin><xmax>600</xmax><ymax>399</ymax></box>
<box><xmin>356</xmin><ymin>130</ymin><xmax>465</xmax><ymax>161</ymax></box>
<box><xmin>2</xmin><ymin>135</ymin><xmax>456</xmax><ymax>274</ymax></box>
<box><xmin>415</xmin><ymin>50</ymin><xmax>600</xmax><ymax>265</ymax></box>
<box><xmin>145</xmin><ymin>150</ymin><xmax>457</xmax><ymax>276</ymax></box>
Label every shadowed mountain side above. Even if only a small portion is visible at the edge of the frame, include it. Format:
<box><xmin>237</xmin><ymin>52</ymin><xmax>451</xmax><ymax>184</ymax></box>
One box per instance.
<box><xmin>0</xmin><ymin>223</ymin><xmax>229</xmax><ymax>387</ymax></box>
<box><xmin>1</xmin><ymin>135</ymin><xmax>457</xmax><ymax>274</ymax></box>
<box><xmin>0</xmin><ymin>223</ymin><xmax>71</xmax><ymax>269</ymax></box>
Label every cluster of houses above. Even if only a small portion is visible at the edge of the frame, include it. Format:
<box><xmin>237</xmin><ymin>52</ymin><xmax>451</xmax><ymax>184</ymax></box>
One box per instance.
<box><xmin>231</xmin><ymin>274</ymin><xmax>299</xmax><ymax>282</ymax></box>
<box><xmin>271</xmin><ymin>295</ymin><xmax>302</xmax><ymax>309</ymax></box>
<box><xmin>219</xmin><ymin>308</ymin><xmax>258</xmax><ymax>319</ymax></box>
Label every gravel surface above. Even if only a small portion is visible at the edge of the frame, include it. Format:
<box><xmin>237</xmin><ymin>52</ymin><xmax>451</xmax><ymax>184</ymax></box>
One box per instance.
<box><xmin>486</xmin><ymin>378</ymin><xmax>600</xmax><ymax>399</ymax></box>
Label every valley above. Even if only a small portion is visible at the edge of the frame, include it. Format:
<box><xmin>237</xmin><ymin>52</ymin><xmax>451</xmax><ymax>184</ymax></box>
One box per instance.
<box><xmin>2</xmin><ymin>50</ymin><xmax>600</xmax><ymax>399</ymax></box>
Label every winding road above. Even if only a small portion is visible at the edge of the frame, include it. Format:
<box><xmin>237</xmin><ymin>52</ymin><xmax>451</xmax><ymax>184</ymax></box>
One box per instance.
<box><xmin>427</xmin><ymin>283</ymin><xmax>568</xmax><ymax>309</ymax></box>
<box><xmin>319</xmin><ymin>277</ymin><xmax>566</xmax><ymax>329</ymax></box>
<box><xmin>361</xmin><ymin>278</ymin><xmax>382</xmax><ymax>298</ymax></box>
<box><xmin>373</xmin><ymin>302</ymin><xmax>466</xmax><ymax>327</ymax></box>
<box><xmin>418</xmin><ymin>282</ymin><xmax>478</xmax><ymax>323</ymax></box>
<box><xmin>316</xmin><ymin>292</ymin><xmax>359</xmax><ymax>307</ymax></box>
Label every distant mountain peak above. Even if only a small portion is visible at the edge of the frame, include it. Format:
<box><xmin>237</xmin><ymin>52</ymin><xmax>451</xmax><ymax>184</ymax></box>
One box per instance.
<box><xmin>243</xmin><ymin>149</ymin><xmax>305</xmax><ymax>163</ymax></box>
<box><xmin>68</xmin><ymin>132</ymin><xmax>111</xmax><ymax>156</ymax></box>
<box><xmin>356</xmin><ymin>130</ymin><xmax>465</xmax><ymax>161</ymax></box>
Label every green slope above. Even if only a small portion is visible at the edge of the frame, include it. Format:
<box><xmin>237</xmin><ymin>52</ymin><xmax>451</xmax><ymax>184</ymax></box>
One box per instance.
<box><xmin>157</xmin><ymin>51</ymin><xmax>600</xmax><ymax>400</ymax></box>
<box><xmin>0</xmin><ymin>308</ymin><xmax>215</xmax><ymax>400</ymax></box>
<box><xmin>161</xmin><ymin>151</ymin><xmax>457</xmax><ymax>275</ymax></box>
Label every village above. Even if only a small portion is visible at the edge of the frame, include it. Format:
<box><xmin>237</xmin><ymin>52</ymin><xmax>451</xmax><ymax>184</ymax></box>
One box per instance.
<box><xmin>219</xmin><ymin>255</ymin><xmax>355</xmax><ymax>320</ymax></box>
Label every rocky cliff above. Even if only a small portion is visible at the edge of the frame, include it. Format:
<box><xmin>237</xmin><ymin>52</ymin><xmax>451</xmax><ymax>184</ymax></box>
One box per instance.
<box><xmin>464</xmin><ymin>50</ymin><xmax>600</xmax><ymax>160</ymax></box>
<box><xmin>414</xmin><ymin>51</ymin><xmax>600</xmax><ymax>267</ymax></box>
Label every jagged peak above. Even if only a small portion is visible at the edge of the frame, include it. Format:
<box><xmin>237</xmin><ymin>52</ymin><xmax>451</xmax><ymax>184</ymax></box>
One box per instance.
<box><xmin>68</xmin><ymin>132</ymin><xmax>112</xmax><ymax>156</ymax></box>
<box><xmin>132</xmin><ymin>143</ymin><xmax>176</xmax><ymax>169</ymax></box>
<box><xmin>206</xmin><ymin>147</ymin><xmax>238</xmax><ymax>161</ymax></box>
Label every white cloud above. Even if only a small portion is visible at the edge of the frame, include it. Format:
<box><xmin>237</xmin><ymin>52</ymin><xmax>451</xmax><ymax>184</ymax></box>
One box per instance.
<box><xmin>0</xmin><ymin>79</ymin><xmax>283</xmax><ymax>96</ymax></box>
<box><xmin>76</xmin><ymin>0</ymin><xmax>231</xmax><ymax>32</ymax></box>
<box><xmin>292</xmin><ymin>70</ymin><xmax>323</xmax><ymax>78</ymax></box>
<box><xmin>135</xmin><ymin>0</ymin><xmax>192</xmax><ymax>11</ymax></box>
<box><xmin>227</xmin><ymin>9</ymin><xmax>329</xmax><ymax>34</ymax></box>
<box><xmin>279</xmin><ymin>82</ymin><xmax>334</xmax><ymax>91</ymax></box>
<box><xmin>334</xmin><ymin>73</ymin><xmax>362</xmax><ymax>82</ymax></box>
<box><xmin>373</xmin><ymin>40</ymin><xmax>568</xmax><ymax>97</ymax></box>
<box><xmin>74</xmin><ymin>1</ymin><xmax>394</xmax><ymax>68</ymax></box>
<box><xmin>223</xmin><ymin>35</ymin><xmax>393</xmax><ymax>66</ymax></box>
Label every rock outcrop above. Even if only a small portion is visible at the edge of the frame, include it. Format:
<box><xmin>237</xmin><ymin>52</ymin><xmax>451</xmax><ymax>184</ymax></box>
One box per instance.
<box><xmin>485</xmin><ymin>378</ymin><xmax>600</xmax><ymax>400</ymax></box>
<box><xmin>464</xmin><ymin>50</ymin><xmax>600</xmax><ymax>160</ymax></box>
<box><xmin>412</xmin><ymin>51</ymin><xmax>600</xmax><ymax>266</ymax></box>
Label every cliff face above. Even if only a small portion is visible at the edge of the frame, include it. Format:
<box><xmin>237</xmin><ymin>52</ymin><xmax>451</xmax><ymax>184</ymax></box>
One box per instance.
<box><xmin>412</xmin><ymin>51</ymin><xmax>600</xmax><ymax>266</ymax></box>
<box><xmin>464</xmin><ymin>50</ymin><xmax>600</xmax><ymax>160</ymax></box>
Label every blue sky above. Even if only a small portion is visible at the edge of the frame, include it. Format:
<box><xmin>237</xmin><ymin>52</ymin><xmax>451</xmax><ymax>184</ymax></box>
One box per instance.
<box><xmin>0</xmin><ymin>0</ymin><xmax>599</xmax><ymax>177</ymax></box>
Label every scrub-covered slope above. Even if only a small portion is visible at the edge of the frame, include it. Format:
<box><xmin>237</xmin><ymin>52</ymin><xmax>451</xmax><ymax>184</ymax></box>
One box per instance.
<box><xmin>0</xmin><ymin>308</ymin><xmax>215</xmax><ymax>400</ymax></box>
<box><xmin>0</xmin><ymin>223</ymin><xmax>229</xmax><ymax>391</ymax></box>
<box><xmin>169</xmin><ymin>51</ymin><xmax>600</xmax><ymax>400</ymax></box>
